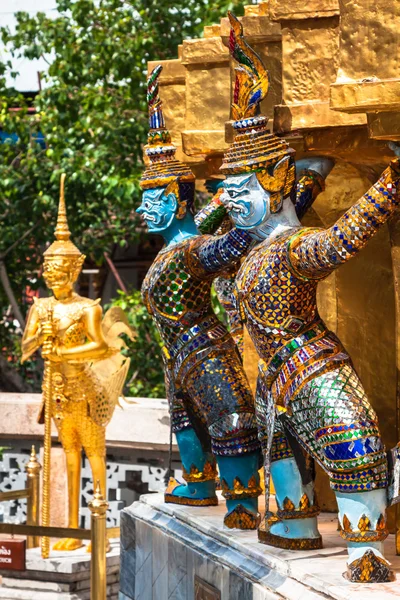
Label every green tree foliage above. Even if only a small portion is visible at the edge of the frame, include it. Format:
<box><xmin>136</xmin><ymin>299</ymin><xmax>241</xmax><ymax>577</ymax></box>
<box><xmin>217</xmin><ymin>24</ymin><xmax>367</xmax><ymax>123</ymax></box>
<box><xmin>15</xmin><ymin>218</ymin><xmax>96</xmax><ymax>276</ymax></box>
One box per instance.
<box><xmin>0</xmin><ymin>0</ymin><xmax>247</xmax><ymax>394</ymax></box>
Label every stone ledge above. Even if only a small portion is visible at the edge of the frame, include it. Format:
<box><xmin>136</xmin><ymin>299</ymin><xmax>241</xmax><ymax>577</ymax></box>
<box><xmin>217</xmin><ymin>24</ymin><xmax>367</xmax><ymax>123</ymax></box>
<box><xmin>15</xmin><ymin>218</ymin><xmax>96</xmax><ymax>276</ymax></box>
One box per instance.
<box><xmin>120</xmin><ymin>492</ymin><xmax>400</xmax><ymax>600</ymax></box>
<box><xmin>274</xmin><ymin>102</ymin><xmax>366</xmax><ymax>133</ymax></box>
<box><xmin>269</xmin><ymin>0</ymin><xmax>339</xmax><ymax>21</ymax></box>
<box><xmin>181</xmin><ymin>37</ymin><xmax>228</xmax><ymax>65</ymax></box>
<box><xmin>204</xmin><ymin>24</ymin><xmax>222</xmax><ymax>39</ymax></box>
<box><xmin>367</xmin><ymin>112</ymin><xmax>400</xmax><ymax>141</ymax></box>
<box><xmin>330</xmin><ymin>79</ymin><xmax>400</xmax><ymax>114</ymax></box>
<box><xmin>220</xmin><ymin>15</ymin><xmax>281</xmax><ymax>43</ymax></box>
<box><xmin>0</xmin><ymin>540</ymin><xmax>120</xmax><ymax>599</ymax></box>
<box><xmin>0</xmin><ymin>393</ymin><xmax>176</xmax><ymax>451</ymax></box>
<box><xmin>147</xmin><ymin>59</ymin><xmax>185</xmax><ymax>85</ymax></box>
<box><xmin>182</xmin><ymin>130</ymin><xmax>228</xmax><ymax>156</ymax></box>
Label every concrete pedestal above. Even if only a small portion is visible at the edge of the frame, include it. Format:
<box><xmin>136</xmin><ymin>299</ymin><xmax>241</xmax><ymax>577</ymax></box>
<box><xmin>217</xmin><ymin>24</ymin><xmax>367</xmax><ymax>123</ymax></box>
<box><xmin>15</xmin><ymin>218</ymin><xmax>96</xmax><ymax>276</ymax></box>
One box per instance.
<box><xmin>120</xmin><ymin>493</ymin><xmax>400</xmax><ymax>600</ymax></box>
<box><xmin>0</xmin><ymin>539</ymin><xmax>119</xmax><ymax>599</ymax></box>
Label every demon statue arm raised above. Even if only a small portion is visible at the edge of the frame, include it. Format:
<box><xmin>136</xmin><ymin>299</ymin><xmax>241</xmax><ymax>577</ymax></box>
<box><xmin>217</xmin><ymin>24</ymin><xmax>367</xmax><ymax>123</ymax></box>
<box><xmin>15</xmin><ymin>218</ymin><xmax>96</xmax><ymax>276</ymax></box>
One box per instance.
<box><xmin>195</xmin><ymin>186</ymin><xmax>229</xmax><ymax>235</ymax></box>
<box><xmin>289</xmin><ymin>158</ymin><xmax>400</xmax><ymax>279</ymax></box>
<box><xmin>294</xmin><ymin>158</ymin><xmax>334</xmax><ymax>220</ymax></box>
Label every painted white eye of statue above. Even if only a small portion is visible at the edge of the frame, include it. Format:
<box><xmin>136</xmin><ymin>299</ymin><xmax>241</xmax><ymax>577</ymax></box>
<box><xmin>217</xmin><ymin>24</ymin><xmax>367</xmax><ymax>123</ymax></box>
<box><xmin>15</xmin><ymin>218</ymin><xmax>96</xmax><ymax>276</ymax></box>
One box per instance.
<box><xmin>222</xmin><ymin>173</ymin><xmax>270</xmax><ymax>230</ymax></box>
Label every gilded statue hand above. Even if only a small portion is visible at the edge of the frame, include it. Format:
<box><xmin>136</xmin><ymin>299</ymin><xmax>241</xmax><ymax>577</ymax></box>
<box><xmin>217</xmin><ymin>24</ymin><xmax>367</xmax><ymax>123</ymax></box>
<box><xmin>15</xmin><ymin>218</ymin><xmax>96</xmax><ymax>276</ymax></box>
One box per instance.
<box><xmin>38</xmin><ymin>321</ymin><xmax>54</xmax><ymax>345</ymax></box>
<box><xmin>41</xmin><ymin>339</ymin><xmax>53</xmax><ymax>359</ymax></box>
<box><xmin>42</xmin><ymin>339</ymin><xmax>63</xmax><ymax>362</ymax></box>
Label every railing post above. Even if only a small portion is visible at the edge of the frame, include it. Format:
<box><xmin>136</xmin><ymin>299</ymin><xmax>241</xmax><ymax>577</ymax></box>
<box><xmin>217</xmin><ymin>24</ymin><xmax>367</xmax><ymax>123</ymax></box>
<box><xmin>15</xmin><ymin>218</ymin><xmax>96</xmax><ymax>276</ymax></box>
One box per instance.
<box><xmin>89</xmin><ymin>482</ymin><xmax>108</xmax><ymax>600</ymax></box>
<box><xmin>25</xmin><ymin>446</ymin><xmax>41</xmax><ymax>549</ymax></box>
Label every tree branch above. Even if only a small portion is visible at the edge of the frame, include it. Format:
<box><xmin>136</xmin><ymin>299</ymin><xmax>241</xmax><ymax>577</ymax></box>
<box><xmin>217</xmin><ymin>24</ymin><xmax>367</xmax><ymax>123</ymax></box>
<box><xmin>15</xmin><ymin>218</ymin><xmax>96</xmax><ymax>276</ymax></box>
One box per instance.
<box><xmin>0</xmin><ymin>261</ymin><xmax>26</xmax><ymax>328</ymax></box>
<box><xmin>1</xmin><ymin>219</ymin><xmax>41</xmax><ymax>259</ymax></box>
<box><xmin>104</xmin><ymin>252</ymin><xmax>127</xmax><ymax>293</ymax></box>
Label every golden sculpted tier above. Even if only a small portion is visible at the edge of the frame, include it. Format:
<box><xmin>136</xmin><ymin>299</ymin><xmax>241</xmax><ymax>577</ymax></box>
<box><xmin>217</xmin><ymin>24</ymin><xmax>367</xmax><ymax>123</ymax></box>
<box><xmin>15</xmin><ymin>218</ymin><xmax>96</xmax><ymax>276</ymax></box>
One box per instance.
<box><xmin>22</xmin><ymin>175</ymin><xmax>133</xmax><ymax>554</ymax></box>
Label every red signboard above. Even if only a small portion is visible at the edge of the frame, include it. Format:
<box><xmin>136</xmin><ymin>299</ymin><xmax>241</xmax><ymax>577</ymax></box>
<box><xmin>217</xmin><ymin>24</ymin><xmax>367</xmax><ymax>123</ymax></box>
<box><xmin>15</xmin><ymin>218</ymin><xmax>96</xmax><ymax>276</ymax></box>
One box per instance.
<box><xmin>0</xmin><ymin>540</ymin><xmax>26</xmax><ymax>571</ymax></box>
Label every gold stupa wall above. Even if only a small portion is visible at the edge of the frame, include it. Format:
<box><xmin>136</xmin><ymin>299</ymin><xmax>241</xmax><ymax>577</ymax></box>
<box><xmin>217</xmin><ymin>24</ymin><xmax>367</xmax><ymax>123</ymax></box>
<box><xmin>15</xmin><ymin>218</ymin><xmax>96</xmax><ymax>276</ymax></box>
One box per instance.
<box><xmin>148</xmin><ymin>2</ymin><xmax>400</xmax><ymax>521</ymax></box>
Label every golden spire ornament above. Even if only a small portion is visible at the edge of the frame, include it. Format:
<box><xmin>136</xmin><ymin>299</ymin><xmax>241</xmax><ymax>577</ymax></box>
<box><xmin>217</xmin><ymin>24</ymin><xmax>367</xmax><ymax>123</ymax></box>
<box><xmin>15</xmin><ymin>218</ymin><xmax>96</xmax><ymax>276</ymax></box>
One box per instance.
<box><xmin>221</xmin><ymin>13</ymin><xmax>295</xmax><ymax>212</ymax></box>
<box><xmin>43</xmin><ymin>173</ymin><xmax>83</xmax><ymax>259</ymax></box>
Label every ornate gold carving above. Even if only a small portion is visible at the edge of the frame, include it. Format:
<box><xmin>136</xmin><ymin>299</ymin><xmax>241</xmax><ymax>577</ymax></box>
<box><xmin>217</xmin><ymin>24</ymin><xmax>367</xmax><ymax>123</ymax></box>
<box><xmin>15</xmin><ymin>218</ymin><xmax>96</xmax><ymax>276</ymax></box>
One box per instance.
<box><xmin>255</xmin><ymin>157</ymin><xmax>296</xmax><ymax>213</ymax></box>
<box><xmin>228</xmin><ymin>12</ymin><xmax>269</xmax><ymax>121</ymax></box>
<box><xmin>298</xmin><ymin>493</ymin><xmax>311</xmax><ymax>511</ymax></box>
<box><xmin>165</xmin><ymin>179</ymin><xmax>186</xmax><ymax>220</ymax></box>
<box><xmin>342</xmin><ymin>514</ymin><xmax>351</xmax><ymax>532</ymax></box>
<box><xmin>220</xmin><ymin>475</ymin><xmax>262</xmax><ymax>500</ymax></box>
<box><xmin>276</xmin><ymin>493</ymin><xmax>320</xmax><ymax>520</ymax></box>
<box><xmin>224</xmin><ymin>504</ymin><xmax>261</xmax><ymax>530</ymax></box>
<box><xmin>339</xmin><ymin>513</ymin><xmax>389</xmax><ymax>543</ymax></box>
<box><xmin>140</xmin><ymin>65</ymin><xmax>195</xmax><ymax>193</ymax></box>
<box><xmin>220</xmin><ymin>14</ymin><xmax>293</xmax><ymax>179</ymax></box>
<box><xmin>165</xmin><ymin>494</ymin><xmax>219</xmax><ymax>507</ymax></box>
<box><xmin>282</xmin><ymin>497</ymin><xmax>295</xmax><ymax>512</ymax></box>
<box><xmin>182</xmin><ymin>459</ymin><xmax>218</xmax><ymax>483</ymax></box>
<box><xmin>347</xmin><ymin>550</ymin><xmax>395</xmax><ymax>583</ymax></box>
<box><xmin>358</xmin><ymin>514</ymin><xmax>371</xmax><ymax>532</ymax></box>
<box><xmin>376</xmin><ymin>514</ymin><xmax>387</xmax><ymax>532</ymax></box>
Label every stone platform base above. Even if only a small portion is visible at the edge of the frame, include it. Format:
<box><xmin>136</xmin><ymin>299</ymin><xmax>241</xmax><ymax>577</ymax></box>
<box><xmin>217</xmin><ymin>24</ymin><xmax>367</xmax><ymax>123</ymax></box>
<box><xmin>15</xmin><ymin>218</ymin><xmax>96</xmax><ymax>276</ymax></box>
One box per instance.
<box><xmin>0</xmin><ymin>539</ymin><xmax>120</xmax><ymax>599</ymax></box>
<box><xmin>120</xmin><ymin>493</ymin><xmax>400</xmax><ymax>600</ymax></box>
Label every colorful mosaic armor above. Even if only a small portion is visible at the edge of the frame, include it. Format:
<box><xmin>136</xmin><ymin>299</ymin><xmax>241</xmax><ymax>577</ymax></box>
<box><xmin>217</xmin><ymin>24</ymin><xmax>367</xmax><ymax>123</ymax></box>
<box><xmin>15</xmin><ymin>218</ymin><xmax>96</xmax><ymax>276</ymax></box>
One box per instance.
<box><xmin>138</xmin><ymin>65</ymin><xmax>261</xmax><ymax>529</ymax></box>
<box><xmin>194</xmin><ymin>171</ymin><xmax>324</xmax><ymax>358</ymax></box>
<box><xmin>195</xmin><ymin>183</ymin><xmax>244</xmax><ymax>354</ymax></box>
<box><xmin>219</xmin><ymin>12</ymin><xmax>400</xmax><ymax>582</ymax></box>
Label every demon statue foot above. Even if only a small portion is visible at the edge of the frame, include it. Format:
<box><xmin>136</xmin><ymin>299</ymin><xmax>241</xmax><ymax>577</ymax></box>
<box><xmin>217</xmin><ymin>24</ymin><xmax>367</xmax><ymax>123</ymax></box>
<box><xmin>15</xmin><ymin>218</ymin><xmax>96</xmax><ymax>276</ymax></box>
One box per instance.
<box><xmin>165</xmin><ymin>477</ymin><xmax>218</xmax><ymax>507</ymax></box>
<box><xmin>346</xmin><ymin>549</ymin><xmax>394</xmax><ymax>583</ymax></box>
<box><xmin>258</xmin><ymin>514</ymin><xmax>322</xmax><ymax>550</ymax></box>
<box><xmin>164</xmin><ymin>429</ymin><xmax>219</xmax><ymax>507</ymax></box>
<box><xmin>218</xmin><ymin>454</ymin><xmax>261</xmax><ymax>530</ymax></box>
<box><xmin>257</xmin><ymin>457</ymin><xmax>322</xmax><ymax>549</ymax></box>
<box><xmin>224</xmin><ymin>499</ymin><xmax>261</xmax><ymax>530</ymax></box>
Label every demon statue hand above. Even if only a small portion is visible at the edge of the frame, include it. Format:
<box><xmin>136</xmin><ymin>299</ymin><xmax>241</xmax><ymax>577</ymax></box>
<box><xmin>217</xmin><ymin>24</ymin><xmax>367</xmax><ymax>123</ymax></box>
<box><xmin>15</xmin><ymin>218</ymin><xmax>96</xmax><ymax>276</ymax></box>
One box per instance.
<box><xmin>22</xmin><ymin>175</ymin><xmax>132</xmax><ymax>551</ymax></box>
<box><xmin>219</xmin><ymin>12</ymin><xmax>400</xmax><ymax>583</ymax></box>
<box><xmin>137</xmin><ymin>65</ymin><xmax>262</xmax><ymax>529</ymax></box>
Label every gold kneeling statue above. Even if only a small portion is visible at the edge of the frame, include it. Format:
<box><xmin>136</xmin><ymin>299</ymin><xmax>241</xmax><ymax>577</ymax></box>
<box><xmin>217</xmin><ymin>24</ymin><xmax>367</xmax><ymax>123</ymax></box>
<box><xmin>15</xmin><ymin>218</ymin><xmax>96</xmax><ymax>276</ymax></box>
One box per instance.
<box><xmin>22</xmin><ymin>175</ymin><xmax>133</xmax><ymax>552</ymax></box>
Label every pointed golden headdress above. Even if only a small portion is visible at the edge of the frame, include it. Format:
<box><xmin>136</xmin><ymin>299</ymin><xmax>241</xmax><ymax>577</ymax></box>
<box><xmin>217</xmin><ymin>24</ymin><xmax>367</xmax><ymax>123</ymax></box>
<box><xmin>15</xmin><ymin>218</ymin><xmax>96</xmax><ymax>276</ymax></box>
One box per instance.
<box><xmin>221</xmin><ymin>13</ymin><xmax>295</xmax><ymax>210</ymax></box>
<box><xmin>43</xmin><ymin>174</ymin><xmax>83</xmax><ymax>258</ymax></box>
<box><xmin>140</xmin><ymin>65</ymin><xmax>195</xmax><ymax>191</ymax></box>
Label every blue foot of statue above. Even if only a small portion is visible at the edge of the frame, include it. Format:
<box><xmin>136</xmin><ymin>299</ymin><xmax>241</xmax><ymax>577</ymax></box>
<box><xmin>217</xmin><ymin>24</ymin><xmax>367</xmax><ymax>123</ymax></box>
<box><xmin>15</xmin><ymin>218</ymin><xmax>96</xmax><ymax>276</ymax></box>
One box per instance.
<box><xmin>258</xmin><ymin>457</ymin><xmax>322</xmax><ymax>550</ymax></box>
<box><xmin>165</xmin><ymin>428</ymin><xmax>218</xmax><ymax>507</ymax></box>
<box><xmin>337</xmin><ymin>489</ymin><xmax>394</xmax><ymax>583</ymax></box>
<box><xmin>224</xmin><ymin>497</ymin><xmax>261</xmax><ymax>529</ymax></box>
<box><xmin>258</xmin><ymin>514</ymin><xmax>322</xmax><ymax>550</ymax></box>
<box><xmin>217</xmin><ymin>453</ymin><xmax>262</xmax><ymax>530</ymax></box>
<box><xmin>165</xmin><ymin>477</ymin><xmax>218</xmax><ymax>506</ymax></box>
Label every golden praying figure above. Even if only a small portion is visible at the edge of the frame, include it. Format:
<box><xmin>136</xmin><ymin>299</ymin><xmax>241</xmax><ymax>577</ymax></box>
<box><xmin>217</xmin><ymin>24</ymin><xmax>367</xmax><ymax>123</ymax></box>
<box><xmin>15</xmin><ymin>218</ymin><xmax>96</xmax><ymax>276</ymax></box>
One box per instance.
<box><xmin>22</xmin><ymin>174</ymin><xmax>133</xmax><ymax>553</ymax></box>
